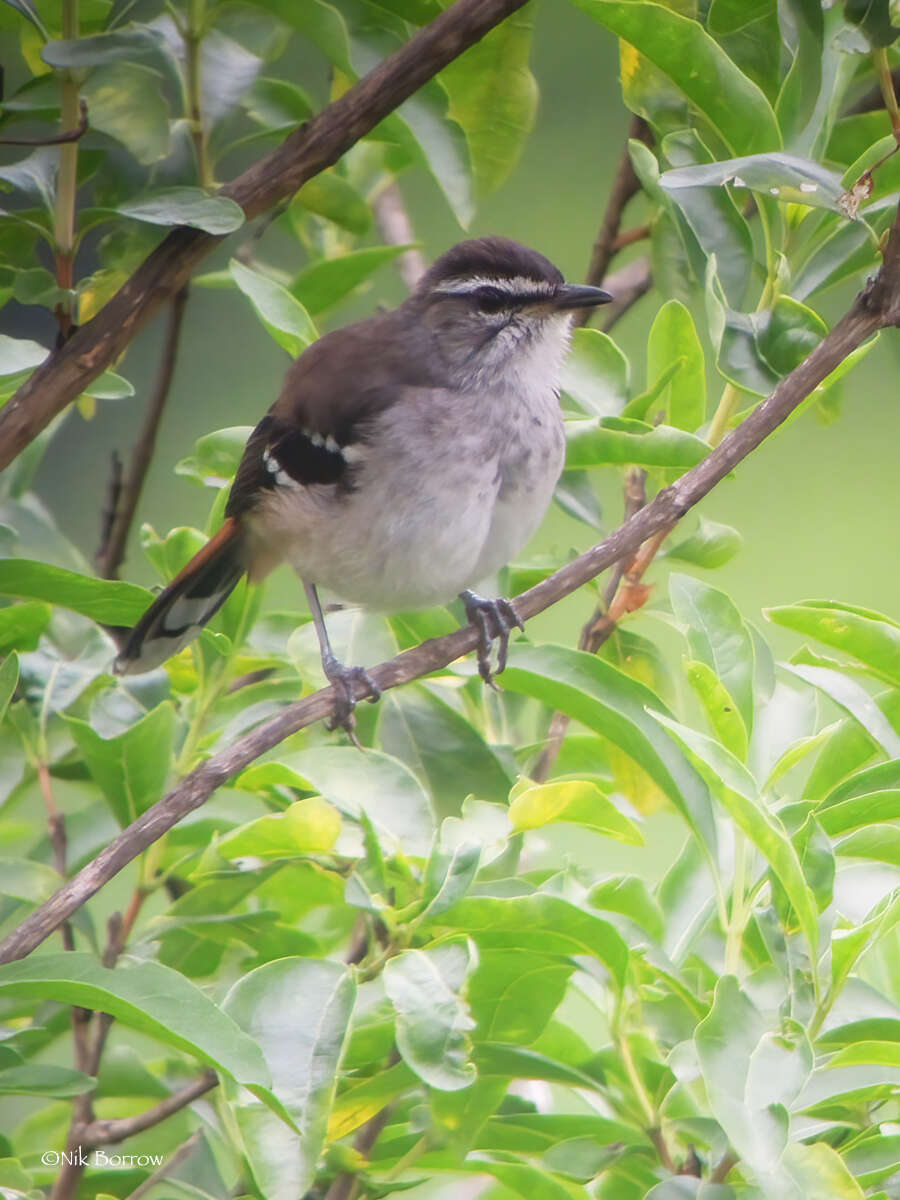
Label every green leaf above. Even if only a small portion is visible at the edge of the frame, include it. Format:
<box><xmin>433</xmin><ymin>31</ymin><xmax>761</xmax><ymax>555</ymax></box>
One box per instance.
<box><xmin>1</xmin><ymin>0</ymin><xmax>48</xmax><ymax>36</ymax></box>
<box><xmin>0</xmin><ymin>601</ymin><xmax>50</xmax><ymax>654</ymax></box>
<box><xmin>660</xmin><ymin>129</ymin><xmax>755</xmax><ymax>309</ymax></box>
<box><xmin>565</xmin><ymin>417</ymin><xmax>709</xmax><ymax>470</ymax></box>
<box><xmin>468</xmin><ymin>949</ymin><xmax>573</xmax><ymax>1044</ymax></box>
<box><xmin>670</xmin><ymin>573</ymin><xmax>755</xmax><ymax>736</ymax></box>
<box><xmin>0</xmin><ymin>1064</ymin><xmax>95</xmax><ymax>1097</ymax></box>
<box><xmin>65</xmin><ymin>702</ymin><xmax>174</xmax><ymax>827</ymax></box>
<box><xmin>776</xmin><ymin>0</ymin><xmax>825</xmax><ymax>147</ymax></box>
<box><xmin>82</xmin><ymin>371</ymin><xmax>134</xmax><ymax>401</ymax></box>
<box><xmin>590</xmin><ymin>875</ymin><xmax>663</xmax><ymax>940</ymax></box>
<box><xmin>41</xmin><ymin>28</ymin><xmax>165</xmax><ymax>67</ymax></box>
<box><xmin>243</xmin><ymin>76</ymin><xmax>313</xmax><ymax>129</ymax></box>
<box><xmin>660</xmin><ymin>152</ymin><xmax>844</xmax><ymax>211</ymax></box>
<box><xmin>844</xmin><ymin>0</ymin><xmax>900</xmax><ymax>47</ymax></box>
<box><xmin>116</xmin><ymin>189</ymin><xmax>245</xmax><ymax>234</ymax></box>
<box><xmin>508</xmin><ymin>780</ymin><xmax>643</xmax><ymax>844</ymax></box>
<box><xmin>695</xmin><ymin>977</ymin><xmax>799</xmax><ymax>1182</ymax></box>
<box><xmin>82</xmin><ymin>62</ymin><xmax>171</xmax><ymax>165</ymax></box>
<box><xmin>421</xmin><ymin>840</ymin><xmax>481</xmax><ymax>920</ymax></box>
<box><xmin>291</xmin><ymin>172</ymin><xmax>372</xmax><ymax>235</ymax></box>
<box><xmin>836</xmin><ymin>824</ymin><xmax>900</xmax><ymax>866</ymax></box>
<box><xmin>767</xmin><ymin>600</ymin><xmax>900</xmax><ymax>688</ymax></box>
<box><xmin>216</xmin><ymin>797</ymin><xmax>342</xmax><ymax>859</ymax></box>
<box><xmin>175</xmin><ymin>425</ymin><xmax>252</xmax><ymax>487</ymax></box>
<box><xmin>0</xmin><ymin>652</ymin><xmax>19</xmax><ymax>722</ymax></box>
<box><xmin>229</xmin><ymin>258</ymin><xmax>317</xmax><ymax>357</ymax></box>
<box><xmin>782</xmin><ymin>662</ymin><xmax>900</xmax><ymax>758</ymax></box>
<box><xmin>222</xmin><ymin>958</ymin><xmax>355</xmax><ymax>1199</ymax></box>
<box><xmin>440</xmin><ymin>9</ymin><xmax>537</xmax><ymax>196</ymax></box>
<box><xmin>0</xmin><ymin>334</ymin><xmax>46</xmax><ymax>376</ymax></box>
<box><xmin>433</xmin><ymin>893</ymin><xmax>629</xmax><ymax>987</ymax></box>
<box><xmin>262</xmin><ymin>746</ymin><xmax>434</xmax><ymax>855</ymax></box>
<box><xmin>654</xmin><ymin>713</ymin><xmax>818</xmax><ymax>953</ymax></box>
<box><xmin>466</xmin><ymin>1157</ymin><xmax>590</xmax><ymax>1200</ymax></box>
<box><xmin>378</xmin><ymin>684</ymin><xmax>513</xmax><ymax>811</ymax></box>
<box><xmin>560</xmin><ymin>328</ymin><xmax>629</xmax><ymax>417</ymax></box>
<box><xmin>0</xmin><ymin>559</ymin><xmax>152</xmax><ymax>624</ymax></box>
<box><xmin>0</xmin><ymin>953</ymin><xmax>270</xmax><ymax>1089</ymax></box>
<box><xmin>473</xmin><ymin>1044</ymin><xmax>602</xmax><ymax>1092</ymax></box>
<box><xmin>0</xmin><ymin>856</ymin><xmax>58</xmax><ymax>903</ymax></box>
<box><xmin>327</xmin><ymin>1060</ymin><xmax>417</xmax><ymax>1140</ymax></box>
<box><xmin>502</xmin><ymin>643</ymin><xmax>716</xmax><ymax>853</ymax></box>
<box><xmin>572</xmin><ymin>1</ymin><xmax>780</xmax><ymax>154</ymax></box>
<box><xmin>817</xmin><ymin>759</ymin><xmax>900</xmax><ymax>835</ymax></box>
<box><xmin>708</xmin><ymin>0</ymin><xmax>780</xmax><ymax>100</ymax></box>
<box><xmin>646</xmin><ymin>300</ymin><xmax>706</xmax><ymax>432</ymax></box>
<box><xmin>756</xmin><ymin>295</ymin><xmax>827</xmax><ymax>377</ymax></box>
<box><xmin>291</xmin><ymin>245</ymin><xmax>411</xmax><ymax>315</ymax></box>
<box><xmin>384</xmin><ymin>940</ymin><xmax>477</xmax><ymax>1091</ymax></box>
<box><xmin>646</xmin><ymin>1182</ymin><xmax>736</xmax><ymax>1199</ymax></box>
<box><xmin>666</xmin><ymin>518</ymin><xmax>742</xmax><ymax>569</ymax></box>
<box><xmin>781</xmin><ymin>1141</ymin><xmax>865</xmax><ymax>1198</ymax></box>
<box><xmin>684</xmin><ymin>659</ymin><xmax>748</xmax><ymax>762</ymax></box>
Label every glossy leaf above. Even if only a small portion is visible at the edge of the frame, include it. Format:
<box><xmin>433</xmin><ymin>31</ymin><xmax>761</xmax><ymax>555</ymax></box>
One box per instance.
<box><xmin>670</xmin><ymin>573</ymin><xmax>755</xmax><ymax>736</ymax></box>
<box><xmin>229</xmin><ymin>259</ymin><xmax>317</xmax><ymax>356</ymax></box>
<box><xmin>0</xmin><ymin>954</ymin><xmax>270</xmax><ymax>1089</ymax></box>
<box><xmin>816</xmin><ymin>759</ymin><xmax>900</xmax><ymax>835</ymax></box>
<box><xmin>0</xmin><ymin>1064</ymin><xmax>95</xmax><ymax>1097</ymax></box>
<box><xmin>684</xmin><ymin>658</ymin><xmax>748</xmax><ymax>762</ymax></box>
<box><xmin>508</xmin><ymin>779</ymin><xmax>642</xmax><ymax>844</ymax></box>
<box><xmin>0</xmin><ymin>601</ymin><xmax>49</xmax><ymax>654</ymax></box>
<box><xmin>117</xmin><ymin>189</ymin><xmax>244</xmax><ymax>234</ymax></box>
<box><xmin>0</xmin><ymin>652</ymin><xmax>19</xmax><ymax>723</ymax></box>
<box><xmin>223</xmin><ymin>958</ymin><xmax>355</xmax><ymax>1198</ymax></box>
<box><xmin>292</xmin><ymin>245</ymin><xmax>411</xmax><ymax>315</ymax></box>
<box><xmin>0</xmin><ymin>558</ymin><xmax>152</xmax><ymax>624</ymax></box>
<box><xmin>502</xmin><ymin>643</ymin><xmax>716</xmax><ymax>852</ymax></box>
<box><xmin>384</xmin><ymin>940</ymin><xmax>477</xmax><ymax>1090</ymax></box>
<box><xmin>767</xmin><ymin>600</ymin><xmax>900</xmax><ymax>688</ymax></box>
<box><xmin>41</xmin><ymin>28</ymin><xmax>165</xmax><ymax>67</ymax></box>
<box><xmin>666</xmin><ymin>518</ymin><xmax>742</xmax><ymax>569</ymax></box>
<box><xmin>440</xmin><ymin>9</ymin><xmax>537</xmax><ymax>196</ymax></box>
<box><xmin>573</xmin><ymin>1</ymin><xmax>780</xmax><ymax>153</ymax></box>
<box><xmin>65</xmin><ymin>702</ymin><xmax>174</xmax><ymax>827</ymax></box>
<box><xmin>291</xmin><ymin>173</ymin><xmax>372</xmax><ymax>235</ymax></box>
<box><xmin>661</xmin><ymin>152</ymin><xmax>844</xmax><ymax>211</ymax></box>
<box><xmin>433</xmin><ymin>893</ymin><xmax>629</xmax><ymax>986</ymax></box>
<box><xmin>654</xmin><ymin>713</ymin><xmax>819</xmax><ymax>952</ymax></box>
<box><xmin>0</xmin><ymin>334</ymin><xmax>46</xmax><ymax>376</ymax></box>
<box><xmin>783</xmin><ymin>662</ymin><xmax>900</xmax><ymax>758</ymax></box>
<box><xmin>468</xmin><ymin>949</ymin><xmax>572</xmax><ymax>1043</ymax></box>
<box><xmin>646</xmin><ymin>299</ymin><xmax>706</xmax><ymax>431</ymax></box>
<box><xmin>216</xmin><ymin>798</ymin><xmax>342</xmax><ymax>859</ymax></box>
<box><xmin>565</xmin><ymin>417</ymin><xmax>709</xmax><ymax>470</ymax></box>
<box><xmin>560</xmin><ymin>327</ymin><xmax>629</xmax><ymax>417</ymax></box>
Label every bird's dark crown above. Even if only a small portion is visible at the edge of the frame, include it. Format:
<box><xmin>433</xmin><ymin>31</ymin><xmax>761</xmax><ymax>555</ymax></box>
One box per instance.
<box><xmin>417</xmin><ymin>236</ymin><xmax>564</xmax><ymax>301</ymax></box>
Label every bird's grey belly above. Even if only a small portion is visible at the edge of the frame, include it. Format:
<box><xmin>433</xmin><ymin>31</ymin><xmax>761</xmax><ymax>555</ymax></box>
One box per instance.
<box><xmin>254</xmin><ymin>387</ymin><xmax>564</xmax><ymax>611</ymax></box>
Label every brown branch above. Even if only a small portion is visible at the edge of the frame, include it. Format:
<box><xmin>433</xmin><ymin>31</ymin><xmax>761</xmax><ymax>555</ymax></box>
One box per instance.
<box><xmin>0</xmin><ymin>98</ymin><xmax>88</xmax><ymax>145</ymax></box>
<box><xmin>372</xmin><ymin>181</ymin><xmax>427</xmax><ymax>292</ymax></box>
<box><xmin>574</xmin><ymin>114</ymin><xmax>652</xmax><ymax>328</ymax></box>
<box><xmin>95</xmin><ymin>288</ymin><xmax>189</xmax><ymax>579</ymax></box>
<box><xmin>77</xmin><ymin>1070</ymin><xmax>218</xmax><ymax>1148</ymax></box>
<box><xmin>125</xmin><ymin>1130</ymin><xmax>202</xmax><ymax>1200</ymax></box>
<box><xmin>0</xmin><ymin>0</ymin><xmax>532</xmax><ymax>472</ymax></box>
<box><xmin>326</xmin><ymin>1059</ymin><xmax>398</xmax><ymax>1200</ymax></box>
<box><xmin>1</xmin><ymin>249</ymin><xmax>895</xmax><ymax>964</ymax></box>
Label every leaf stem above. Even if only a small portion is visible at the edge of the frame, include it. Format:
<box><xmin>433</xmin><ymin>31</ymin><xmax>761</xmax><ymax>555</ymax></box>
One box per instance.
<box><xmin>184</xmin><ymin>0</ymin><xmax>213</xmax><ymax>188</ymax></box>
<box><xmin>53</xmin><ymin>0</ymin><xmax>80</xmax><ymax>334</ymax></box>
<box><xmin>707</xmin><ymin>383</ymin><xmax>740</xmax><ymax>447</ymax></box>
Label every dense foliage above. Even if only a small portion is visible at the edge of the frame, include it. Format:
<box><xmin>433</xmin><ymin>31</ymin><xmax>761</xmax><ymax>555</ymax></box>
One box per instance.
<box><xmin>1</xmin><ymin>0</ymin><xmax>900</xmax><ymax>1198</ymax></box>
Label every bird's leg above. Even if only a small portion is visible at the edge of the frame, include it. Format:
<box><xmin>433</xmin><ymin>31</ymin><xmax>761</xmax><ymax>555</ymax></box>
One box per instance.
<box><xmin>304</xmin><ymin>581</ymin><xmax>381</xmax><ymax>737</ymax></box>
<box><xmin>459</xmin><ymin>590</ymin><xmax>525</xmax><ymax>687</ymax></box>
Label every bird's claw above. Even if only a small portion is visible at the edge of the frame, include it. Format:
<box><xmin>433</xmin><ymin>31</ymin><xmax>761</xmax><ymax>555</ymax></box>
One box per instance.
<box><xmin>322</xmin><ymin>655</ymin><xmax>381</xmax><ymax>741</ymax></box>
<box><xmin>461</xmin><ymin>591</ymin><xmax>524</xmax><ymax>686</ymax></box>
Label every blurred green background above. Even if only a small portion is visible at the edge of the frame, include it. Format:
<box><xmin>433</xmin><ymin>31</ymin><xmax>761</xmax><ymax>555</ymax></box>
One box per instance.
<box><xmin>19</xmin><ymin>0</ymin><xmax>900</xmax><ymax>652</ymax></box>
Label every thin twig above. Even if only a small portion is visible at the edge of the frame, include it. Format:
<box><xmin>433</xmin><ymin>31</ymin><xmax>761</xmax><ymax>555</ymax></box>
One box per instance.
<box><xmin>574</xmin><ymin>114</ymin><xmax>652</xmax><ymax>328</ymax></box>
<box><xmin>124</xmin><ymin>1130</ymin><xmax>203</xmax><ymax>1200</ymax></box>
<box><xmin>0</xmin><ymin>98</ymin><xmax>88</xmax><ymax>146</ymax></box>
<box><xmin>326</xmin><ymin>1072</ymin><xmax>397</xmax><ymax>1200</ymax></box>
<box><xmin>77</xmin><ymin>1070</ymin><xmax>218</xmax><ymax>1147</ymax></box>
<box><xmin>372</xmin><ymin>181</ymin><xmax>427</xmax><ymax>291</ymax></box>
<box><xmin>0</xmin><ymin>0</ymin><xmax>534</xmax><ymax>471</ymax></box>
<box><xmin>602</xmin><ymin>258</ymin><xmax>652</xmax><ymax>331</ymax></box>
<box><xmin>96</xmin><ymin>288</ymin><xmax>189</xmax><ymax>579</ymax></box>
<box><xmin>1</xmin><ymin>243</ymin><xmax>894</xmax><ymax>963</ymax></box>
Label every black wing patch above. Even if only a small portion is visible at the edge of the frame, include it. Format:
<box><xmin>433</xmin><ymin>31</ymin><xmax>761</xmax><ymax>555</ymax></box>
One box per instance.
<box><xmin>226</xmin><ymin>415</ymin><xmax>362</xmax><ymax>519</ymax></box>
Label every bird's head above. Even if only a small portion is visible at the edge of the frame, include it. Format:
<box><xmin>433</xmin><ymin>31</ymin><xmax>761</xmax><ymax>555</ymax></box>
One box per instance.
<box><xmin>413</xmin><ymin>236</ymin><xmax>612</xmax><ymax>387</ymax></box>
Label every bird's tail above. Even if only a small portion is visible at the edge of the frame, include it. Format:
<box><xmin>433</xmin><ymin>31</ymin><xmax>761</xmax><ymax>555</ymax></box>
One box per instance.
<box><xmin>114</xmin><ymin>517</ymin><xmax>248</xmax><ymax>675</ymax></box>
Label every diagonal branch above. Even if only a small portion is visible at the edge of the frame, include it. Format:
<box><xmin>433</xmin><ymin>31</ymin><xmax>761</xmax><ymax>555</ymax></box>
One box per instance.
<box><xmin>78</xmin><ymin>1070</ymin><xmax>218</xmax><ymax>1147</ymax></box>
<box><xmin>1</xmin><ymin>245</ymin><xmax>896</xmax><ymax>964</ymax></box>
<box><xmin>0</xmin><ymin>0</ymin><xmax>530</xmax><ymax>473</ymax></box>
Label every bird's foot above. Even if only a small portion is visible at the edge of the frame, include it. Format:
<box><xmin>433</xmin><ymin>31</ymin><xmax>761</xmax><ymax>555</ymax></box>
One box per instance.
<box><xmin>460</xmin><ymin>590</ymin><xmax>524</xmax><ymax>687</ymax></box>
<box><xmin>322</xmin><ymin>654</ymin><xmax>381</xmax><ymax>742</ymax></box>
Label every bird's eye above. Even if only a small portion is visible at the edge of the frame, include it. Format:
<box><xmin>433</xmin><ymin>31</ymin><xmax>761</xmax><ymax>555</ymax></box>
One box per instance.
<box><xmin>473</xmin><ymin>286</ymin><xmax>510</xmax><ymax>314</ymax></box>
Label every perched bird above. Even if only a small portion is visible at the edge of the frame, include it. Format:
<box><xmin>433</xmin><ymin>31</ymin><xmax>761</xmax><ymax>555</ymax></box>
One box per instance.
<box><xmin>114</xmin><ymin>237</ymin><xmax>611</xmax><ymax>729</ymax></box>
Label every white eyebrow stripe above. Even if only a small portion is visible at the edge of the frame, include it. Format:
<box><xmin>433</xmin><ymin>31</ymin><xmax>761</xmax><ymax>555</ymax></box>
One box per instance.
<box><xmin>432</xmin><ymin>274</ymin><xmax>557</xmax><ymax>297</ymax></box>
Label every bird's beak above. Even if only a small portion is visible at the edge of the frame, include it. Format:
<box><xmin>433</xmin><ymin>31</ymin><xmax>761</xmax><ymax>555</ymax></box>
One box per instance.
<box><xmin>553</xmin><ymin>283</ymin><xmax>613</xmax><ymax>310</ymax></box>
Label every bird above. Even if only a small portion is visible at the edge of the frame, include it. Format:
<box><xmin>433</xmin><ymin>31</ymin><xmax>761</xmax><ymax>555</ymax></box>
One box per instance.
<box><xmin>114</xmin><ymin>236</ymin><xmax>611</xmax><ymax>732</ymax></box>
